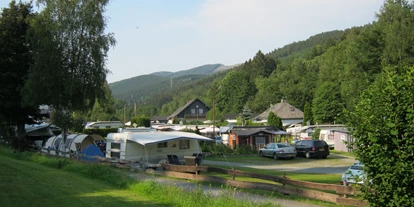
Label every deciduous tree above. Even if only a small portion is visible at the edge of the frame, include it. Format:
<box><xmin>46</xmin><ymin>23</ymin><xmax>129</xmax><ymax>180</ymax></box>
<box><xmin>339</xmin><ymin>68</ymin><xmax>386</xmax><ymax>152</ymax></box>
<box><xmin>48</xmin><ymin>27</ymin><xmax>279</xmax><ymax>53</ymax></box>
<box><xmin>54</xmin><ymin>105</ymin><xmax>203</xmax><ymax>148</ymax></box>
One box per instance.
<box><xmin>347</xmin><ymin>66</ymin><xmax>414</xmax><ymax>206</ymax></box>
<box><xmin>23</xmin><ymin>0</ymin><xmax>115</xmax><ymax>146</ymax></box>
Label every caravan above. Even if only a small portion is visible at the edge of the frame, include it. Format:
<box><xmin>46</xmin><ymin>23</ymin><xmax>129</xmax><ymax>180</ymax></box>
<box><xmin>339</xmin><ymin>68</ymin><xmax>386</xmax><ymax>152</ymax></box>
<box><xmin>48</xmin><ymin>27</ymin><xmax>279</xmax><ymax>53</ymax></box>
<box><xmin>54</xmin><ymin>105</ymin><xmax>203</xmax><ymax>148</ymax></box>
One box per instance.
<box><xmin>105</xmin><ymin>130</ymin><xmax>213</xmax><ymax>168</ymax></box>
<box><xmin>319</xmin><ymin>130</ymin><xmax>335</xmax><ymax>149</ymax></box>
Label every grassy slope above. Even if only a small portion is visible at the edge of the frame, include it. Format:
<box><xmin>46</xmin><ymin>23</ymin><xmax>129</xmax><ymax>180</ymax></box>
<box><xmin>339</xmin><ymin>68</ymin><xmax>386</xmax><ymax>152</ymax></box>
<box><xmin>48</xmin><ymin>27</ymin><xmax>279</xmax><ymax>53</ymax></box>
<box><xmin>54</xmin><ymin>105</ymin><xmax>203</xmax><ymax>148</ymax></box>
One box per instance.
<box><xmin>0</xmin><ymin>154</ymin><xmax>163</xmax><ymax>207</ymax></box>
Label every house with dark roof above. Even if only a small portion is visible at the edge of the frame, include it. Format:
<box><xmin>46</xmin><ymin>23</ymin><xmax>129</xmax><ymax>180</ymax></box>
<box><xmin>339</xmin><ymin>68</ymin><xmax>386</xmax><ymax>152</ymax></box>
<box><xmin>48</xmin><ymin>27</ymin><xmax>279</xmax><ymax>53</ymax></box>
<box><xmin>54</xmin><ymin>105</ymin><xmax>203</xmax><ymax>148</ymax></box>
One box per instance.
<box><xmin>253</xmin><ymin>98</ymin><xmax>304</xmax><ymax>126</ymax></box>
<box><xmin>167</xmin><ymin>99</ymin><xmax>210</xmax><ymax>123</ymax></box>
<box><xmin>228</xmin><ymin>126</ymin><xmax>290</xmax><ymax>150</ymax></box>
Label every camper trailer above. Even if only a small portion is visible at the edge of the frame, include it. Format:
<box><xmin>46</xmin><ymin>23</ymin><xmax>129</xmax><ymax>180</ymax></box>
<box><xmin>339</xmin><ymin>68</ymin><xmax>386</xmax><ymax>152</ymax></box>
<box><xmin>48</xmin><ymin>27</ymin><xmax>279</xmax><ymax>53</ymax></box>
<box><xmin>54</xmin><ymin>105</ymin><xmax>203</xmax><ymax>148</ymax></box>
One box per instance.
<box><xmin>105</xmin><ymin>131</ymin><xmax>212</xmax><ymax>168</ymax></box>
<box><xmin>319</xmin><ymin>130</ymin><xmax>335</xmax><ymax>149</ymax></box>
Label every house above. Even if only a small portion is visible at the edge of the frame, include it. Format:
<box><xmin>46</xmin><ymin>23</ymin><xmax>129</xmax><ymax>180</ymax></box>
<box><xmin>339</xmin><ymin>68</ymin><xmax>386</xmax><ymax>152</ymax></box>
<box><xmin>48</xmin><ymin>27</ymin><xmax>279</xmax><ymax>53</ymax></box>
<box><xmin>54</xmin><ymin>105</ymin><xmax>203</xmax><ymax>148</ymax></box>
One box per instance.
<box><xmin>105</xmin><ymin>130</ymin><xmax>213</xmax><ymax>168</ymax></box>
<box><xmin>228</xmin><ymin>126</ymin><xmax>290</xmax><ymax>150</ymax></box>
<box><xmin>253</xmin><ymin>98</ymin><xmax>304</xmax><ymax>126</ymax></box>
<box><xmin>167</xmin><ymin>99</ymin><xmax>210</xmax><ymax>123</ymax></box>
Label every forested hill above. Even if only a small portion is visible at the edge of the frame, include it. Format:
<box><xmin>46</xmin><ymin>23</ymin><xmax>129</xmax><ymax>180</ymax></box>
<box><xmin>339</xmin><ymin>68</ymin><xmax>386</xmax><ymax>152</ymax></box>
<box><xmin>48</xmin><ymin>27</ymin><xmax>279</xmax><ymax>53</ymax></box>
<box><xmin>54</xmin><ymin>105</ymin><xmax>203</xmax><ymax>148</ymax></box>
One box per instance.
<box><xmin>109</xmin><ymin>1</ymin><xmax>413</xmax><ymax>127</ymax></box>
<box><xmin>151</xmin><ymin>64</ymin><xmax>224</xmax><ymax>77</ymax></box>
<box><xmin>109</xmin><ymin>64</ymin><xmax>224</xmax><ymax>101</ymax></box>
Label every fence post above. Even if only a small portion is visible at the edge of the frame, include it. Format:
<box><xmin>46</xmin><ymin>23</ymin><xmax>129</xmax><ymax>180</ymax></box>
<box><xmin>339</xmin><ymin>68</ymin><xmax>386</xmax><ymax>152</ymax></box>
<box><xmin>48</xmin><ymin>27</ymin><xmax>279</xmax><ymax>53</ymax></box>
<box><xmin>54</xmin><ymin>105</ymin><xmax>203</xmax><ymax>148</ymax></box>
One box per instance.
<box><xmin>232</xmin><ymin>168</ymin><xmax>236</xmax><ymax>180</ymax></box>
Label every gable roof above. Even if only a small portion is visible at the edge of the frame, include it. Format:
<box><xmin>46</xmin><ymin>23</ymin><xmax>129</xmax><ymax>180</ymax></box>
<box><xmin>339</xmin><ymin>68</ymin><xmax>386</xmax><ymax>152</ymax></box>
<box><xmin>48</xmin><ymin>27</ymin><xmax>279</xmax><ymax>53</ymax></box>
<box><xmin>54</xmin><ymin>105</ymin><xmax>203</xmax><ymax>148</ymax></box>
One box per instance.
<box><xmin>253</xmin><ymin>99</ymin><xmax>304</xmax><ymax>120</ymax></box>
<box><xmin>167</xmin><ymin>98</ymin><xmax>209</xmax><ymax>120</ymax></box>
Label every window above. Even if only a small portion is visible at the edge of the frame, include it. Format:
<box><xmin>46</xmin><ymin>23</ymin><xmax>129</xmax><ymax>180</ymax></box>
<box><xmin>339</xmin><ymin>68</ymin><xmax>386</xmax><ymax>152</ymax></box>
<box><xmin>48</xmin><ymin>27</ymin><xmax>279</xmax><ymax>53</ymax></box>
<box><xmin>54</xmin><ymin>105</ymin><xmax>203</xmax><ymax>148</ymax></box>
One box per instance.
<box><xmin>111</xmin><ymin>152</ymin><xmax>120</xmax><ymax>159</ymax></box>
<box><xmin>157</xmin><ymin>142</ymin><xmax>168</xmax><ymax>148</ymax></box>
<box><xmin>179</xmin><ymin>140</ymin><xmax>190</xmax><ymax>149</ymax></box>
<box><xmin>328</xmin><ymin>135</ymin><xmax>334</xmax><ymax>140</ymax></box>
<box><xmin>256</xmin><ymin>137</ymin><xmax>266</xmax><ymax>145</ymax></box>
<box><xmin>199</xmin><ymin>109</ymin><xmax>203</xmax><ymax>114</ymax></box>
<box><xmin>111</xmin><ymin>143</ymin><xmax>120</xmax><ymax>150</ymax></box>
<box><xmin>191</xmin><ymin>109</ymin><xmax>195</xmax><ymax>114</ymax></box>
<box><xmin>105</xmin><ymin>126</ymin><xmax>111</xmax><ymax>129</ymax></box>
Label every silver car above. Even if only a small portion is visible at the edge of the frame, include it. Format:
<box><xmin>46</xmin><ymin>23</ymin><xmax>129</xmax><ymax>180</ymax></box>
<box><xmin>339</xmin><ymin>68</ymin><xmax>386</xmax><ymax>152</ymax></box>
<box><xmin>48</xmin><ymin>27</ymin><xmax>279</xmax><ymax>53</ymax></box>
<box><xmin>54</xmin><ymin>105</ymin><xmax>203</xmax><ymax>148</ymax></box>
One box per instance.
<box><xmin>259</xmin><ymin>143</ymin><xmax>297</xmax><ymax>160</ymax></box>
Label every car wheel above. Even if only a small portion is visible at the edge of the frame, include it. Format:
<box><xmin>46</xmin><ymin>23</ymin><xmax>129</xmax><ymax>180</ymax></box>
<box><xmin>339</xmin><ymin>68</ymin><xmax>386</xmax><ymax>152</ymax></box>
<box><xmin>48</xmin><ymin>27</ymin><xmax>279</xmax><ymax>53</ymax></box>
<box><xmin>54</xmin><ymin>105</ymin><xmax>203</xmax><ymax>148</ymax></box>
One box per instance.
<box><xmin>273</xmin><ymin>153</ymin><xmax>279</xmax><ymax>160</ymax></box>
<box><xmin>305</xmin><ymin>151</ymin><xmax>311</xmax><ymax>159</ymax></box>
<box><xmin>322</xmin><ymin>155</ymin><xmax>327</xmax><ymax>159</ymax></box>
<box><xmin>259</xmin><ymin>151</ymin><xmax>263</xmax><ymax>157</ymax></box>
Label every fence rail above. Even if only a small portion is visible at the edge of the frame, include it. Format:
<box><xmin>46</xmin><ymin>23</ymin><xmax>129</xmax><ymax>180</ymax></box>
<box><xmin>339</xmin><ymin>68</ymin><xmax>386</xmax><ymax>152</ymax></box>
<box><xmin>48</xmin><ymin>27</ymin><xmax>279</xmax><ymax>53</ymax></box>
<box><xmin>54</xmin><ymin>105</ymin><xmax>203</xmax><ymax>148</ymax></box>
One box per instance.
<box><xmin>158</xmin><ymin>164</ymin><xmax>367</xmax><ymax>206</ymax></box>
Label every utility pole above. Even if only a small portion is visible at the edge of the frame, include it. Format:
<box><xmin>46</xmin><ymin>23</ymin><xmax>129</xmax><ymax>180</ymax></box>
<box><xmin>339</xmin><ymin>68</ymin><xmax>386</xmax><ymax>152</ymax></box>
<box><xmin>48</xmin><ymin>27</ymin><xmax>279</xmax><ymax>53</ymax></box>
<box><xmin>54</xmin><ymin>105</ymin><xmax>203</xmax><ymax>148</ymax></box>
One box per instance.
<box><xmin>131</xmin><ymin>95</ymin><xmax>136</xmax><ymax>117</ymax></box>
<box><xmin>212</xmin><ymin>85</ymin><xmax>222</xmax><ymax>138</ymax></box>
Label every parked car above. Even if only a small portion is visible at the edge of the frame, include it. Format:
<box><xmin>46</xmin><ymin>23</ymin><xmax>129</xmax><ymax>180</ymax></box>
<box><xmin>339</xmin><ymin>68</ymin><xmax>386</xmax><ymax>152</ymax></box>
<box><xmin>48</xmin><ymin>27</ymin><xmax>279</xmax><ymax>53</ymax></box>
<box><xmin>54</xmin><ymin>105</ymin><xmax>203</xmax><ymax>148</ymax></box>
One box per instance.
<box><xmin>341</xmin><ymin>161</ymin><xmax>365</xmax><ymax>186</ymax></box>
<box><xmin>294</xmin><ymin>140</ymin><xmax>330</xmax><ymax>159</ymax></box>
<box><xmin>258</xmin><ymin>143</ymin><xmax>297</xmax><ymax>160</ymax></box>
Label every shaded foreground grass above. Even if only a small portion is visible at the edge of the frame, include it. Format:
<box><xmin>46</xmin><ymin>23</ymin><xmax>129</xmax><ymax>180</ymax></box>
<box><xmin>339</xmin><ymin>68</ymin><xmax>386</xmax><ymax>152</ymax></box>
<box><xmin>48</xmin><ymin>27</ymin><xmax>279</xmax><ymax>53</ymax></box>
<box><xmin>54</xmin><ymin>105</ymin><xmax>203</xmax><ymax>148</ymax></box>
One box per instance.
<box><xmin>0</xmin><ymin>146</ymin><xmax>277</xmax><ymax>207</ymax></box>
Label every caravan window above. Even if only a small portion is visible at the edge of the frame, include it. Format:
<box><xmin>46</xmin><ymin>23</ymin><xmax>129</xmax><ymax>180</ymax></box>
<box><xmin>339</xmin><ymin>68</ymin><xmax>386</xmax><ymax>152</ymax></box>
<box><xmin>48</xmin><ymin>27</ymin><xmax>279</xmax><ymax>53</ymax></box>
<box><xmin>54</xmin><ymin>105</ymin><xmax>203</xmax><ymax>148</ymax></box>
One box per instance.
<box><xmin>157</xmin><ymin>142</ymin><xmax>168</xmax><ymax>148</ymax></box>
<box><xmin>179</xmin><ymin>140</ymin><xmax>190</xmax><ymax>149</ymax></box>
<box><xmin>111</xmin><ymin>143</ymin><xmax>120</xmax><ymax>150</ymax></box>
<box><xmin>111</xmin><ymin>152</ymin><xmax>120</xmax><ymax>159</ymax></box>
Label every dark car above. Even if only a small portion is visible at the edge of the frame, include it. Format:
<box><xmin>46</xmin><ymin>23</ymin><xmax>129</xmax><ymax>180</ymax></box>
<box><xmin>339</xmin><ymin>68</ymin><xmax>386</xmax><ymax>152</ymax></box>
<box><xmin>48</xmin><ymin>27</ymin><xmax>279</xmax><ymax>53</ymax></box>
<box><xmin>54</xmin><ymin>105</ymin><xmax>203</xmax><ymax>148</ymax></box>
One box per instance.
<box><xmin>294</xmin><ymin>140</ymin><xmax>330</xmax><ymax>159</ymax></box>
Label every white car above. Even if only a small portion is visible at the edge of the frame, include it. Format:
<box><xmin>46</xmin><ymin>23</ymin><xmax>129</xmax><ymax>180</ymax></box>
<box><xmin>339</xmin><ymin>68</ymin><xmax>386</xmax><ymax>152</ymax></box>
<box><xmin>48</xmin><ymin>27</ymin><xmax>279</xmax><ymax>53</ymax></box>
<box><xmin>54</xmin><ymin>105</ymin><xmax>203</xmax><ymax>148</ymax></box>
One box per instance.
<box><xmin>259</xmin><ymin>143</ymin><xmax>297</xmax><ymax>160</ymax></box>
<box><xmin>341</xmin><ymin>161</ymin><xmax>365</xmax><ymax>186</ymax></box>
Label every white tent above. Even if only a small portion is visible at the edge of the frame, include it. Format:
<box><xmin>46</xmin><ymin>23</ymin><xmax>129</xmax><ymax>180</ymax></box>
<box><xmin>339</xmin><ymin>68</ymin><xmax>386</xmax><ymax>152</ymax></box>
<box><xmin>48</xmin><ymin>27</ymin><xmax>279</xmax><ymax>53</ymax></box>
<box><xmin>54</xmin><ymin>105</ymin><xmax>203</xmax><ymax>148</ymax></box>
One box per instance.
<box><xmin>106</xmin><ymin>131</ymin><xmax>213</xmax><ymax>166</ymax></box>
<box><xmin>43</xmin><ymin>133</ymin><xmax>105</xmax><ymax>156</ymax></box>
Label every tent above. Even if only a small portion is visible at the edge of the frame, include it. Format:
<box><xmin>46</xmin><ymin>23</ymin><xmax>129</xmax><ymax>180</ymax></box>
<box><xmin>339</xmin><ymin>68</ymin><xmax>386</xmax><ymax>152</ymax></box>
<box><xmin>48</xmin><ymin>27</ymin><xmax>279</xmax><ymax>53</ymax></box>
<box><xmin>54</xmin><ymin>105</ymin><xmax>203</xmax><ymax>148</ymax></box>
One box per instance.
<box><xmin>43</xmin><ymin>133</ymin><xmax>105</xmax><ymax>156</ymax></box>
<box><xmin>105</xmin><ymin>131</ymin><xmax>213</xmax><ymax>167</ymax></box>
<box><xmin>81</xmin><ymin>144</ymin><xmax>104</xmax><ymax>161</ymax></box>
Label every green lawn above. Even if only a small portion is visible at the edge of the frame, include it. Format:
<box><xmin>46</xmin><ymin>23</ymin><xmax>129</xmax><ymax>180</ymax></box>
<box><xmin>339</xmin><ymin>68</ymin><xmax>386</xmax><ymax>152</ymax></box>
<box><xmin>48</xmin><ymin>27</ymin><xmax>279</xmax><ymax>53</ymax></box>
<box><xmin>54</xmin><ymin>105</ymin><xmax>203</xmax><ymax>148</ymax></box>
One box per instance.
<box><xmin>0</xmin><ymin>154</ymin><xmax>163</xmax><ymax>207</ymax></box>
<box><xmin>0</xmin><ymin>147</ymin><xmax>278</xmax><ymax>207</ymax></box>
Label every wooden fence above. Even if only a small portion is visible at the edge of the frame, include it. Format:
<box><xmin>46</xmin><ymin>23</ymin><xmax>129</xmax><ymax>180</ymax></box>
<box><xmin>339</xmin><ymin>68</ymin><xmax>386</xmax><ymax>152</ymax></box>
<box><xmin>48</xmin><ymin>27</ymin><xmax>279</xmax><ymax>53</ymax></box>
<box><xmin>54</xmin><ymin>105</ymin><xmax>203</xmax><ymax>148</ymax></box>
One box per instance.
<box><xmin>157</xmin><ymin>164</ymin><xmax>367</xmax><ymax>206</ymax></box>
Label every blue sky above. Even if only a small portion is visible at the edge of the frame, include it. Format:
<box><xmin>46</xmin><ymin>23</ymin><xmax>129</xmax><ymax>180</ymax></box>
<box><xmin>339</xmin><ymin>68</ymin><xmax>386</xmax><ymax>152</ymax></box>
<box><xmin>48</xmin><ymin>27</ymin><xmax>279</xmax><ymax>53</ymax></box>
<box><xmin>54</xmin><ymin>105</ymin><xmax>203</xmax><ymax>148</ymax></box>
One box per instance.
<box><xmin>1</xmin><ymin>0</ymin><xmax>385</xmax><ymax>83</ymax></box>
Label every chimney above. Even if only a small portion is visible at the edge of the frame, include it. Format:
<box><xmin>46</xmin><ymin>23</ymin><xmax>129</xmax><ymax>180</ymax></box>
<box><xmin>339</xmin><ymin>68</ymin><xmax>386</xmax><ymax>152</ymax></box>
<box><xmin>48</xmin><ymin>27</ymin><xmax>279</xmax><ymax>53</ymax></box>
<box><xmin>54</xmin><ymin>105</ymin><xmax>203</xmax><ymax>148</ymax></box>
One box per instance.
<box><xmin>281</xmin><ymin>98</ymin><xmax>287</xmax><ymax>103</ymax></box>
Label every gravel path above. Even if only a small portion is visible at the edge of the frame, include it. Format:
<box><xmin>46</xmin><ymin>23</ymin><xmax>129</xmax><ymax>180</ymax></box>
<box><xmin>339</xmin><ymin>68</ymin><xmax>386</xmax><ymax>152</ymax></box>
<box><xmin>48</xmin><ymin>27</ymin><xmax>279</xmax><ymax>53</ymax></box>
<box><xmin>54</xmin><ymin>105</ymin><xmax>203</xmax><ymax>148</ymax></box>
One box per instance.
<box><xmin>129</xmin><ymin>171</ymin><xmax>325</xmax><ymax>207</ymax></box>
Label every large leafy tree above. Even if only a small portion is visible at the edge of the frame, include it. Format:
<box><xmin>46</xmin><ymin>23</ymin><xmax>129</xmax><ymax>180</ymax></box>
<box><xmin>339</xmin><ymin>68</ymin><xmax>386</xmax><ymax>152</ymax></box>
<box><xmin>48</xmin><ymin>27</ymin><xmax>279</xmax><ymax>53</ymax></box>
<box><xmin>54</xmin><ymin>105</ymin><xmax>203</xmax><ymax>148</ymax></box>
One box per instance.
<box><xmin>0</xmin><ymin>1</ymin><xmax>37</xmax><ymax>150</ymax></box>
<box><xmin>303</xmin><ymin>102</ymin><xmax>312</xmax><ymax>125</ymax></box>
<box><xmin>312</xmin><ymin>82</ymin><xmax>344</xmax><ymax>124</ymax></box>
<box><xmin>347</xmin><ymin>66</ymin><xmax>414</xmax><ymax>206</ymax></box>
<box><xmin>215</xmin><ymin>71</ymin><xmax>256</xmax><ymax>114</ymax></box>
<box><xmin>23</xmin><ymin>0</ymin><xmax>115</xmax><ymax>145</ymax></box>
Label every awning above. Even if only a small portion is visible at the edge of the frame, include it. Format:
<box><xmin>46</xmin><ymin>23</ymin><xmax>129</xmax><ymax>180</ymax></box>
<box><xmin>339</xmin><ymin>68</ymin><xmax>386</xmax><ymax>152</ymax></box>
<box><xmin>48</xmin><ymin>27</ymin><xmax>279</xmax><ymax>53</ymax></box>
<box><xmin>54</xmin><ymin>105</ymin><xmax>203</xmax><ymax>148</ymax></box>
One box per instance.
<box><xmin>125</xmin><ymin>131</ymin><xmax>214</xmax><ymax>146</ymax></box>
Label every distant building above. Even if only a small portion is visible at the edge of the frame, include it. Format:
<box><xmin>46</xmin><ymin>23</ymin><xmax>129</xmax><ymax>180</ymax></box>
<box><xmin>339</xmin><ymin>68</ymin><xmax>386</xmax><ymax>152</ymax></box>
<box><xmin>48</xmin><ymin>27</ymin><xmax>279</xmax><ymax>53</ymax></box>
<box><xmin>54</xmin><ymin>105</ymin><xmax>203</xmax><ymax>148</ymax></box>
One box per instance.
<box><xmin>253</xmin><ymin>98</ymin><xmax>304</xmax><ymax>126</ymax></box>
<box><xmin>167</xmin><ymin>98</ymin><xmax>210</xmax><ymax>123</ymax></box>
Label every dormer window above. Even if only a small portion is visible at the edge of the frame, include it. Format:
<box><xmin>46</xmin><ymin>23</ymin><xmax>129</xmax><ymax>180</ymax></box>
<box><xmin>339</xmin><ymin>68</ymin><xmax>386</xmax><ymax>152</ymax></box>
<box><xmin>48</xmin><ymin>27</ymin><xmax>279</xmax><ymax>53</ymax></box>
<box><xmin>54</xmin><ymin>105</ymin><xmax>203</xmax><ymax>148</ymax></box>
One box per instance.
<box><xmin>290</xmin><ymin>107</ymin><xmax>295</xmax><ymax>111</ymax></box>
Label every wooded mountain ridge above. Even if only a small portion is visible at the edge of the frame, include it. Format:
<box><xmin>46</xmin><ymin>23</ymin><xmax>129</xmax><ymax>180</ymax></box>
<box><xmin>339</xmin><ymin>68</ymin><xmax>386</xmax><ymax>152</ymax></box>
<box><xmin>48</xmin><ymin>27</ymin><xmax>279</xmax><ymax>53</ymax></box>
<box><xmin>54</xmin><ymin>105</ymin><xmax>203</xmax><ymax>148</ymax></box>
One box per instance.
<box><xmin>108</xmin><ymin>1</ymin><xmax>414</xmax><ymax>126</ymax></box>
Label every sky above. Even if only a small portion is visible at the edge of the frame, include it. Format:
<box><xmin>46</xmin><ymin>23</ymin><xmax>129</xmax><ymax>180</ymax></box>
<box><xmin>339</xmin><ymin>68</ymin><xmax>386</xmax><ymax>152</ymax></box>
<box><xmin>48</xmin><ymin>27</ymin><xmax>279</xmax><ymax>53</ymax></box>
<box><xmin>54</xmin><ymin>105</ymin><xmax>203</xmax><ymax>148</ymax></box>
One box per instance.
<box><xmin>1</xmin><ymin>0</ymin><xmax>385</xmax><ymax>83</ymax></box>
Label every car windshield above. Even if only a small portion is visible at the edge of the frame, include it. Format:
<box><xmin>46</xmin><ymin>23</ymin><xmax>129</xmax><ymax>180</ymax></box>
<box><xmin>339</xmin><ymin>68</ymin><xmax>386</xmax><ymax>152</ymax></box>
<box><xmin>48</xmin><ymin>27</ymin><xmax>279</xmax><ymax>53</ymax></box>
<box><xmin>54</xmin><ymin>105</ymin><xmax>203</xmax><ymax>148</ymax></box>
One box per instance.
<box><xmin>277</xmin><ymin>143</ymin><xmax>291</xmax><ymax>148</ymax></box>
<box><xmin>350</xmin><ymin>165</ymin><xmax>363</xmax><ymax>170</ymax></box>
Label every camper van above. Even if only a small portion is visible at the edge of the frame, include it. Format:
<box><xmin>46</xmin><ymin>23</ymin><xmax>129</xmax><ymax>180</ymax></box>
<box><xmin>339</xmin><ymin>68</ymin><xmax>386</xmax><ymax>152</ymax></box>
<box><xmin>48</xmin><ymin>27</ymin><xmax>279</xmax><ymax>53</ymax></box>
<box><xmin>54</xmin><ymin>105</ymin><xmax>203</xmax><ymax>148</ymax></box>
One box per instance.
<box><xmin>105</xmin><ymin>131</ymin><xmax>212</xmax><ymax>168</ymax></box>
<box><xmin>319</xmin><ymin>130</ymin><xmax>335</xmax><ymax>149</ymax></box>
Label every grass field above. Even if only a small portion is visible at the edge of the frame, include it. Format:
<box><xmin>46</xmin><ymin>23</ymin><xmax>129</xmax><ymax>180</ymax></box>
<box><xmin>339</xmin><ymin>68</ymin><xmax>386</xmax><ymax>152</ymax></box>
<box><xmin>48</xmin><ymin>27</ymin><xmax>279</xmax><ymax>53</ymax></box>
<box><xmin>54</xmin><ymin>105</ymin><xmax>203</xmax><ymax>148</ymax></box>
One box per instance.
<box><xmin>0</xmin><ymin>146</ymin><xmax>278</xmax><ymax>207</ymax></box>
